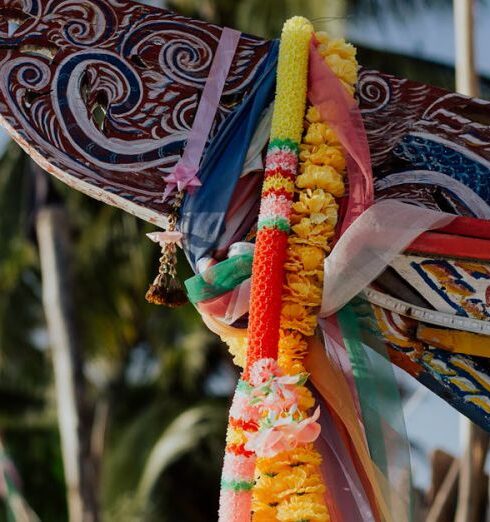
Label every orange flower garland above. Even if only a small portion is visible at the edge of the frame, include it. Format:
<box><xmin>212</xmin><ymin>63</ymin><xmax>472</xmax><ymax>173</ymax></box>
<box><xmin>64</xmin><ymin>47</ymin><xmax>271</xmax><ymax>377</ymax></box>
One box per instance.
<box><xmin>251</xmin><ymin>33</ymin><xmax>359</xmax><ymax>522</ymax></box>
<box><xmin>217</xmin><ymin>28</ymin><xmax>359</xmax><ymax>522</ymax></box>
<box><xmin>218</xmin><ymin>17</ymin><xmax>314</xmax><ymax>522</ymax></box>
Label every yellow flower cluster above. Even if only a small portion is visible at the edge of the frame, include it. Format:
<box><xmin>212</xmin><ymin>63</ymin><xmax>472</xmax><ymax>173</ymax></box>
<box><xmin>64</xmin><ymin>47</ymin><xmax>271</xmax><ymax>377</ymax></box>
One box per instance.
<box><xmin>253</xmin><ymin>460</ymin><xmax>327</xmax><ymax>522</ymax></box>
<box><xmin>262</xmin><ymin>175</ymin><xmax>296</xmax><ymax>195</ymax></box>
<box><xmin>222</xmin><ymin>334</ymin><xmax>248</xmax><ymax>368</ymax></box>
<box><xmin>270</xmin><ymin>17</ymin><xmax>314</xmax><ymax>144</ymax></box>
<box><xmin>252</xmin><ymin>33</ymin><xmax>359</xmax><ymax>522</ymax></box>
<box><xmin>316</xmin><ymin>33</ymin><xmax>358</xmax><ymax>96</ymax></box>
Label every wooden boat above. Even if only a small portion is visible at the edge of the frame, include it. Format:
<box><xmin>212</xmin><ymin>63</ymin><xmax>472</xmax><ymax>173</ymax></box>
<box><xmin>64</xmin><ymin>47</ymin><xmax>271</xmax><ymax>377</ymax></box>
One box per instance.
<box><xmin>1</xmin><ymin>0</ymin><xmax>489</xmax><ymax>432</ymax></box>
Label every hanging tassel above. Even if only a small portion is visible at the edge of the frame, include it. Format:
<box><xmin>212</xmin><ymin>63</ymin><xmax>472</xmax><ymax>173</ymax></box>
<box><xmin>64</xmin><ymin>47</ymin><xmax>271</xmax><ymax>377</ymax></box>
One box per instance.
<box><xmin>146</xmin><ymin>275</ymin><xmax>188</xmax><ymax>307</ymax></box>
<box><xmin>145</xmin><ymin>239</ymin><xmax>188</xmax><ymax>307</ymax></box>
<box><xmin>146</xmin><ymin>192</ymin><xmax>188</xmax><ymax>307</ymax></box>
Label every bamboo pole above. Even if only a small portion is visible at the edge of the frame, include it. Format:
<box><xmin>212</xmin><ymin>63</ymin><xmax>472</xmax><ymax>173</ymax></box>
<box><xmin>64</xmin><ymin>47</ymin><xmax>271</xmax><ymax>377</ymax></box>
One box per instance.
<box><xmin>452</xmin><ymin>2</ymin><xmax>489</xmax><ymax>521</ymax></box>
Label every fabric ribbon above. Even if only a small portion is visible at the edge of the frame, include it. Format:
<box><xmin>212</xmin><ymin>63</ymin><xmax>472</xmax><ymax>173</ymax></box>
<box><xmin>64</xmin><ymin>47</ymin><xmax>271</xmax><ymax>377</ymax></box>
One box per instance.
<box><xmin>320</xmin><ymin>200</ymin><xmax>455</xmax><ymax>316</ymax></box>
<box><xmin>186</xmin><ymin>47</ymin><xmax>457</xmax><ymax>329</ymax></box>
<box><xmin>337</xmin><ymin>304</ymin><xmax>413</xmax><ymax>519</ymax></box>
<box><xmin>179</xmin><ymin>41</ymin><xmax>279</xmax><ymax>268</ymax></box>
<box><xmin>163</xmin><ymin>27</ymin><xmax>241</xmax><ymax>201</ymax></box>
<box><xmin>308</xmin><ymin>40</ymin><xmax>374</xmax><ymax>233</ymax></box>
<box><xmin>307</xmin><ymin>41</ymin><xmax>457</xmax><ymax>317</ymax></box>
<box><xmin>307</xmin><ymin>38</ymin><xmax>451</xmax><ymax>522</ymax></box>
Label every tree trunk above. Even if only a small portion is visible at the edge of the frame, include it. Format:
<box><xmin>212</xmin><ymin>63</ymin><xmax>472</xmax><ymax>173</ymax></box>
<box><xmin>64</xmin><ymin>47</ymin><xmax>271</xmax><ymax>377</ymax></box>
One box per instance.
<box><xmin>36</xmin><ymin>206</ymin><xmax>98</xmax><ymax>522</ymax></box>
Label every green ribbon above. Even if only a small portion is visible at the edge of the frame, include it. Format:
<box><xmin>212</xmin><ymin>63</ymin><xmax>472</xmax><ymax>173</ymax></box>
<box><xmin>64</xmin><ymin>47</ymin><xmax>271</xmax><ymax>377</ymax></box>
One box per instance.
<box><xmin>184</xmin><ymin>254</ymin><xmax>253</xmax><ymax>304</ymax></box>
<box><xmin>337</xmin><ymin>301</ymin><xmax>414</xmax><ymax>522</ymax></box>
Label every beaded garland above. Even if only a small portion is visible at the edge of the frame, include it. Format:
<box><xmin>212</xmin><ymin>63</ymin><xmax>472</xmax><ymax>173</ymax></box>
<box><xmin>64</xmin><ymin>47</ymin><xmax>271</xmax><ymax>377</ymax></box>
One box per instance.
<box><xmin>219</xmin><ymin>22</ymin><xmax>359</xmax><ymax>522</ymax></box>
<box><xmin>246</xmin><ymin>15</ymin><xmax>313</xmax><ymax>369</ymax></box>
<box><xmin>218</xmin><ymin>17</ymin><xmax>313</xmax><ymax>522</ymax></box>
<box><xmin>252</xmin><ymin>33</ymin><xmax>358</xmax><ymax>521</ymax></box>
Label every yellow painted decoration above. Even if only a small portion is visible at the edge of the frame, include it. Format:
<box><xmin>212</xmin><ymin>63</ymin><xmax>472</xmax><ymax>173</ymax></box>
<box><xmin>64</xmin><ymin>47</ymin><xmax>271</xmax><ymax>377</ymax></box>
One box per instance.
<box><xmin>465</xmin><ymin>395</ymin><xmax>490</xmax><ymax>414</ymax></box>
<box><xmin>451</xmin><ymin>358</ymin><xmax>490</xmax><ymax>392</ymax></box>
<box><xmin>417</xmin><ymin>324</ymin><xmax>490</xmax><ymax>359</ymax></box>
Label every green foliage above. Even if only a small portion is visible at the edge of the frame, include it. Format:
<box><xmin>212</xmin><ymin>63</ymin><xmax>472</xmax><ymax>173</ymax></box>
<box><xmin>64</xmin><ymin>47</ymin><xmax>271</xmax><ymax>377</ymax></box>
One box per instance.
<box><xmin>1</xmin><ymin>428</ymin><xmax>67</xmax><ymax>521</ymax></box>
<box><xmin>0</xmin><ymin>144</ymin><xmax>51</xmax><ymax>441</ymax></box>
<box><xmin>168</xmin><ymin>0</ymin><xmax>344</xmax><ymax>38</ymax></box>
<box><xmin>0</xmin><ymin>137</ymin><xmax>234</xmax><ymax>520</ymax></box>
<box><xmin>103</xmin><ymin>400</ymin><xmax>227</xmax><ymax>521</ymax></box>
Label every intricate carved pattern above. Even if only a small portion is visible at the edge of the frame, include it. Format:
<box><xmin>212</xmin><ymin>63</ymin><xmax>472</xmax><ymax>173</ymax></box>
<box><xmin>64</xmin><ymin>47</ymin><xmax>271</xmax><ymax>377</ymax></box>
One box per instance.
<box><xmin>358</xmin><ymin>68</ymin><xmax>490</xmax><ymax>215</ymax></box>
<box><xmin>2</xmin><ymin>2</ymin><xmax>490</xmax><ymax>431</ymax></box>
<box><xmin>0</xmin><ymin>0</ymin><xmax>271</xmax><ymax>224</ymax></box>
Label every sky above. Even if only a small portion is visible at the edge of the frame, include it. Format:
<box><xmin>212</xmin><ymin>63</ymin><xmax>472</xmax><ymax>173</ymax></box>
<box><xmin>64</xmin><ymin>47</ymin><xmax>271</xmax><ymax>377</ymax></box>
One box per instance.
<box><xmin>0</xmin><ymin>131</ymin><xmax>8</xmax><ymax>154</ymax></box>
<box><xmin>0</xmin><ymin>0</ymin><xmax>488</xmax><ymax>491</ymax></box>
<box><xmin>347</xmin><ymin>1</ymin><xmax>490</xmax><ymax>77</ymax></box>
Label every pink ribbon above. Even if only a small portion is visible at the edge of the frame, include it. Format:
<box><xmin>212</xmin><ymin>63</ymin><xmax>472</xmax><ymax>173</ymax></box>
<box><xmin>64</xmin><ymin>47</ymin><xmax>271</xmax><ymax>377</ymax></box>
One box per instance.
<box><xmin>308</xmin><ymin>39</ymin><xmax>374</xmax><ymax>233</ymax></box>
<box><xmin>163</xmin><ymin>27</ymin><xmax>241</xmax><ymax>201</ymax></box>
<box><xmin>308</xmin><ymin>41</ymin><xmax>456</xmax><ymax>316</ymax></box>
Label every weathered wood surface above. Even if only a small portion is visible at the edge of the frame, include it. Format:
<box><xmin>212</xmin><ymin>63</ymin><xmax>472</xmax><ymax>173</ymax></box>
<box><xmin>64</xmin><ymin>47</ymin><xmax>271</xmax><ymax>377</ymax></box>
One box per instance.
<box><xmin>1</xmin><ymin>1</ymin><xmax>490</xmax><ymax>227</ymax></box>
<box><xmin>0</xmin><ymin>0</ymin><xmax>272</xmax><ymax>225</ymax></box>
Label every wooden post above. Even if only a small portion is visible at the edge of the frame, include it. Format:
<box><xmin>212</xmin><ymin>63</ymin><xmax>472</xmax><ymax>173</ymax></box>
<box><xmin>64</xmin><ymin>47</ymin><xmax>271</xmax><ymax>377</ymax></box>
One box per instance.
<box><xmin>455</xmin><ymin>421</ymin><xmax>489</xmax><ymax>522</ymax></box>
<box><xmin>454</xmin><ymin>0</ymin><xmax>479</xmax><ymax>97</ymax></box>
<box><xmin>36</xmin><ymin>207</ymin><xmax>98</xmax><ymax>522</ymax></box>
<box><xmin>452</xmin><ymin>3</ymin><xmax>489</xmax><ymax>521</ymax></box>
<box><xmin>427</xmin><ymin>462</ymin><xmax>459</xmax><ymax>522</ymax></box>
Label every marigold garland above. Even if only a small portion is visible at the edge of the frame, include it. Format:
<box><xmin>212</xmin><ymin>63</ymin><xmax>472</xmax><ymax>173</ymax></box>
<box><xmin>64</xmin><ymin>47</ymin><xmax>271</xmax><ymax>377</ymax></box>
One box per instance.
<box><xmin>218</xmin><ymin>17</ymin><xmax>313</xmax><ymax>522</ymax></box>
<box><xmin>251</xmin><ymin>32</ymin><xmax>359</xmax><ymax>522</ymax></box>
<box><xmin>219</xmin><ymin>27</ymin><xmax>359</xmax><ymax>522</ymax></box>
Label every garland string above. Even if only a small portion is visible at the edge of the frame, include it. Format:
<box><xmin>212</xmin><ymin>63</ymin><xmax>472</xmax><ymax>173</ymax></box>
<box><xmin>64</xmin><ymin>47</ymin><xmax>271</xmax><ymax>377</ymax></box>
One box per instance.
<box><xmin>218</xmin><ymin>16</ymin><xmax>314</xmax><ymax>522</ymax></box>
<box><xmin>219</xmin><ymin>24</ymin><xmax>359</xmax><ymax>522</ymax></box>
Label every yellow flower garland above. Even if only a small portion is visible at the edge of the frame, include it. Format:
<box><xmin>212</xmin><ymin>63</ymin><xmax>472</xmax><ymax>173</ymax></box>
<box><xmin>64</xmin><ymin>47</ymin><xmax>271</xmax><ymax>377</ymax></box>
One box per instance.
<box><xmin>222</xmin><ymin>31</ymin><xmax>358</xmax><ymax>385</ymax></box>
<box><xmin>252</xmin><ymin>33</ymin><xmax>358</xmax><ymax>522</ymax></box>
<box><xmin>219</xmin><ymin>31</ymin><xmax>358</xmax><ymax>522</ymax></box>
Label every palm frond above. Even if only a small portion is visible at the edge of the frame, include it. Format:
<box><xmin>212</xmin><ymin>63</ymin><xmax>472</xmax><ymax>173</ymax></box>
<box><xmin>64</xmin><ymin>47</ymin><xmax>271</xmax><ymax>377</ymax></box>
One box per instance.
<box><xmin>136</xmin><ymin>405</ymin><xmax>218</xmax><ymax>502</ymax></box>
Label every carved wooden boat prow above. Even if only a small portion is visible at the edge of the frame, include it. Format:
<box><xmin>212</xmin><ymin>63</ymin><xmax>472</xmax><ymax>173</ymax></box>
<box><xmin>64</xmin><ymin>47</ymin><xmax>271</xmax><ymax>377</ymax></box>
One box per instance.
<box><xmin>0</xmin><ymin>0</ymin><xmax>272</xmax><ymax>224</ymax></box>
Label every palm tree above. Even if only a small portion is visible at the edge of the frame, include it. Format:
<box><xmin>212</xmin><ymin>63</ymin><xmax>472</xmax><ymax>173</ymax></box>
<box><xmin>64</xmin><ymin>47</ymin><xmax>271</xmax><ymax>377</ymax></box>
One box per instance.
<box><xmin>168</xmin><ymin>0</ymin><xmax>347</xmax><ymax>37</ymax></box>
<box><xmin>36</xmin><ymin>202</ymin><xmax>98</xmax><ymax>522</ymax></box>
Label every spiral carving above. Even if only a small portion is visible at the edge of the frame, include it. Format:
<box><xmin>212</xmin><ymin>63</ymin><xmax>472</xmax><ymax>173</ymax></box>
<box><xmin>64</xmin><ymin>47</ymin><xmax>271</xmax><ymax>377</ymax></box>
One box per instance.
<box><xmin>47</xmin><ymin>0</ymin><xmax>117</xmax><ymax>47</ymax></box>
<box><xmin>357</xmin><ymin>70</ymin><xmax>392</xmax><ymax>113</ymax></box>
<box><xmin>0</xmin><ymin>0</ymin><xmax>271</xmax><ymax>222</ymax></box>
<box><xmin>160</xmin><ymin>34</ymin><xmax>215</xmax><ymax>86</ymax></box>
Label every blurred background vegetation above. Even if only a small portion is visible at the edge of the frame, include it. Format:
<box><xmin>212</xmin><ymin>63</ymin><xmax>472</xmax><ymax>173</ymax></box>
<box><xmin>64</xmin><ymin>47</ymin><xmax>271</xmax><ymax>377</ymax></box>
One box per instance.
<box><xmin>1</xmin><ymin>0</ymin><xmax>489</xmax><ymax>521</ymax></box>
